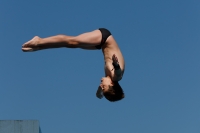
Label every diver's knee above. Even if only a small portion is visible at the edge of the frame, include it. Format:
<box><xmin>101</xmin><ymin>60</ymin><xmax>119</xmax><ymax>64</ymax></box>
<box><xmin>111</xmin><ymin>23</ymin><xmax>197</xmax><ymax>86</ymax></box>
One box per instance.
<box><xmin>68</xmin><ymin>36</ymin><xmax>80</xmax><ymax>45</ymax></box>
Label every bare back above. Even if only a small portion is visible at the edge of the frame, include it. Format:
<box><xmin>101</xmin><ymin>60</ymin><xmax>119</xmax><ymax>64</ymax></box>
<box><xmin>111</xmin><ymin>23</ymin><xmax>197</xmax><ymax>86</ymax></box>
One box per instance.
<box><xmin>102</xmin><ymin>36</ymin><xmax>125</xmax><ymax>81</ymax></box>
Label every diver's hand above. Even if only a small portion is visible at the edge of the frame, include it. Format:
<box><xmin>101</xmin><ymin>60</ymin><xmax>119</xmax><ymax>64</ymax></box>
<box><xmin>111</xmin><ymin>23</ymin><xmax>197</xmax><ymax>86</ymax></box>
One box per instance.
<box><xmin>96</xmin><ymin>86</ymin><xmax>103</xmax><ymax>99</ymax></box>
<box><xmin>112</xmin><ymin>54</ymin><xmax>119</xmax><ymax>66</ymax></box>
<box><xmin>112</xmin><ymin>54</ymin><xmax>120</xmax><ymax>70</ymax></box>
<box><xmin>96</xmin><ymin>93</ymin><xmax>103</xmax><ymax>99</ymax></box>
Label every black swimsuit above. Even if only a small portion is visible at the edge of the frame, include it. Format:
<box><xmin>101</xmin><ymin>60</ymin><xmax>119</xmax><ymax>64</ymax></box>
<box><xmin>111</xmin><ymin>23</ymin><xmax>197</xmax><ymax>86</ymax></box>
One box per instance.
<box><xmin>95</xmin><ymin>28</ymin><xmax>112</xmax><ymax>49</ymax></box>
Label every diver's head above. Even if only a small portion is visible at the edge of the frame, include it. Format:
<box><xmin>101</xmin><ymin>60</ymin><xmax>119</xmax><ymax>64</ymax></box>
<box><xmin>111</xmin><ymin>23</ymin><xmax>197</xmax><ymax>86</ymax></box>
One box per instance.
<box><xmin>99</xmin><ymin>77</ymin><xmax>124</xmax><ymax>102</ymax></box>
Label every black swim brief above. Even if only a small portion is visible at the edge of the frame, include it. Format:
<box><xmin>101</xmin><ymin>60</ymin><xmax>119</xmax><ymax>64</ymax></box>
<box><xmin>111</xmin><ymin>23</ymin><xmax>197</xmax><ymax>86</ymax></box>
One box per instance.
<box><xmin>95</xmin><ymin>28</ymin><xmax>112</xmax><ymax>49</ymax></box>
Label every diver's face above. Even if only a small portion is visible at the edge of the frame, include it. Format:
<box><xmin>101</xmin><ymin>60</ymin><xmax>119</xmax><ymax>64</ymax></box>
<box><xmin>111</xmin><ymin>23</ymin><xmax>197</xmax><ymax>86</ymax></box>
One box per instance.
<box><xmin>100</xmin><ymin>77</ymin><xmax>113</xmax><ymax>92</ymax></box>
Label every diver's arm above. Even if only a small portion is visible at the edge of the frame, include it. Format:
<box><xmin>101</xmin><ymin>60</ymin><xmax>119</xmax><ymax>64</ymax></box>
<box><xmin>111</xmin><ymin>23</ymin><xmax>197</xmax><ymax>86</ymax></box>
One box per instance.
<box><xmin>112</xmin><ymin>54</ymin><xmax>122</xmax><ymax>81</ymax></box>
<box><xmin>113</xmin><ymin>62</ymin><xmax>122</xmax><ymax>81</ymax></box>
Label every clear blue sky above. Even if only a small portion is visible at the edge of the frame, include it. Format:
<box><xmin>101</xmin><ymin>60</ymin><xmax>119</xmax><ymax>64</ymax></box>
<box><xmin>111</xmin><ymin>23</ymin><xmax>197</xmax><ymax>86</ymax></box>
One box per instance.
<box><xmin>1</xmin><ymin>0</ymin><xmax>200</xmax><ymax>133</ymax></box>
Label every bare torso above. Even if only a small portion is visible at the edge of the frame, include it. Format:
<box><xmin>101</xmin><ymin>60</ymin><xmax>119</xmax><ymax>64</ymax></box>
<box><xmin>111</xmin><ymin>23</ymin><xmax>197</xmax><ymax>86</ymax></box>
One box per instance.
<box><xmin>102</xmin><ymin>35</ymin><xmax>125</xmax><ymax>81</ymax></box>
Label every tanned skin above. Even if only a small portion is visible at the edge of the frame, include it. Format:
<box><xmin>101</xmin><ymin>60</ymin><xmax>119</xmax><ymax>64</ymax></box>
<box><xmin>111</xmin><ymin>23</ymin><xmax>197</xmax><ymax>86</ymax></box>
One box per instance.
<box><xmin>22</xmin><ymin>29</ymin><xmax>125</xmax><ymax>99</ymax></box>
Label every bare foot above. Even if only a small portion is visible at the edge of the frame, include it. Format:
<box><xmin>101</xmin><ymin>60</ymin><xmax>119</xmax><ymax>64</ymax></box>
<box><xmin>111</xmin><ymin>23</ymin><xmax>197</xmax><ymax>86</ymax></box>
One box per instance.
<box><xmin>22</xmin><ymin>36</ymin><xmax>41</xmax><ymax>52</ymax></box>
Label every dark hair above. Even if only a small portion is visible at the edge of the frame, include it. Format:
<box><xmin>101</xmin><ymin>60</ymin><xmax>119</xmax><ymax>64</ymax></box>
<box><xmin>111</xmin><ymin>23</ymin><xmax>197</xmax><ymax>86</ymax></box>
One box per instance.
<box><xmin>103</xmin><ymin>82</ymin><xmax>124</xmax><ymax>102</ymax></box>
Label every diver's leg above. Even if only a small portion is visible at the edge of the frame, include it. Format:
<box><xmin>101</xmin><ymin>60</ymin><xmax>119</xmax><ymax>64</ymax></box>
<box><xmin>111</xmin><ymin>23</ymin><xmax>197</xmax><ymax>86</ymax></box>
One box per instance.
<box><xmin>22</xmin><ymin>29</ymin><xmax>102</xmax><ymax>52</ymax></box>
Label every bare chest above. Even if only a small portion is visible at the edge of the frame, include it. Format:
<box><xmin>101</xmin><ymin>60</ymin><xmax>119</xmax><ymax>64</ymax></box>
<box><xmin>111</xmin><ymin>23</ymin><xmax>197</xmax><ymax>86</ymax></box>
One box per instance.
<box><xmin>104</xmin><ymin>61</ymin><xmax>125</xmax><ymax>81</ymax></box>
<box><xmin>104</xmin><ymin>62</ymin><xmax>115</xmax><ymax>78</ymax></box>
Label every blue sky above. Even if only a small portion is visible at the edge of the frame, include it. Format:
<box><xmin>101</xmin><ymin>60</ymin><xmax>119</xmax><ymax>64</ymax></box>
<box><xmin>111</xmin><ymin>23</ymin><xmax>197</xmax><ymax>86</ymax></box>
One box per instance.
<box><xmin>1</xmin><ymin>0</ymin><xmax>200</xmax><ymax>133</ymax></box>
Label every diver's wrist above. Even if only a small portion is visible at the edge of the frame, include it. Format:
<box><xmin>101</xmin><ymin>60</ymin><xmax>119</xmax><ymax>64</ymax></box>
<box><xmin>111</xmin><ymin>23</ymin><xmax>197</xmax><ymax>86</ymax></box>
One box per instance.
<box><xmin>112</xmin><ymin>62</ymin><xmax>120</xmax><ymax>70</ymax></box>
